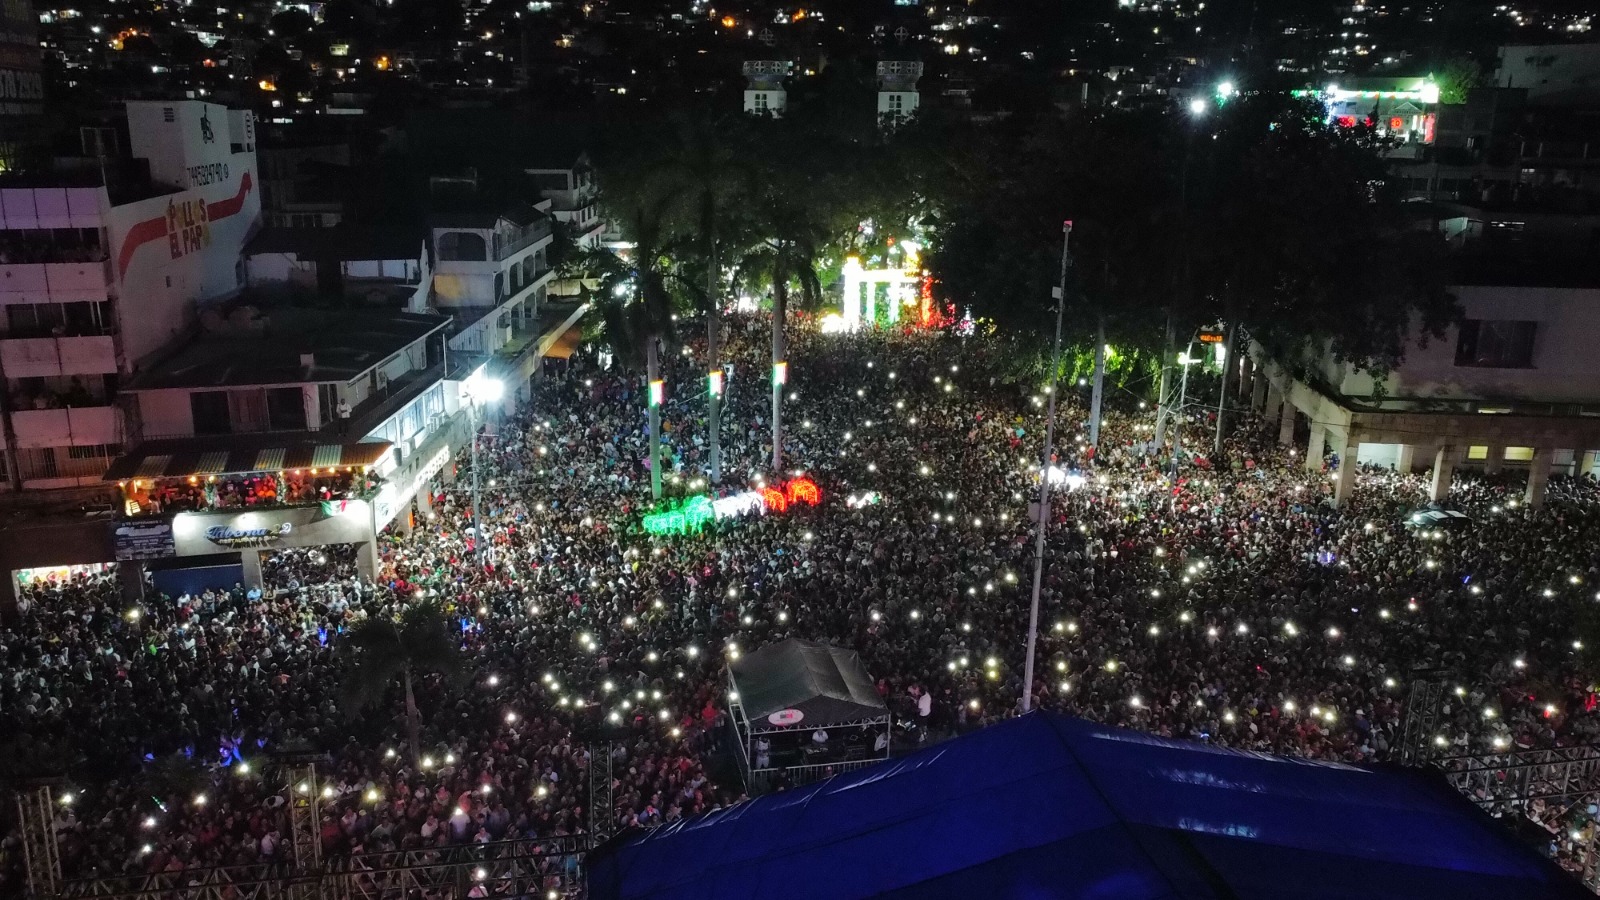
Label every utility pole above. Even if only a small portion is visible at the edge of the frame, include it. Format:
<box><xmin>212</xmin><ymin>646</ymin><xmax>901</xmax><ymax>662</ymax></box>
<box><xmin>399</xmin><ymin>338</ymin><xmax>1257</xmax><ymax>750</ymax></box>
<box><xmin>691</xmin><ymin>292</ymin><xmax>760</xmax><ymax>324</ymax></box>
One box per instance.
<box><xmin>647</xmin><ymin>337</ymin><xmax>663</xmax><ymax>500</ymax></box>
<box><xmin>1172</xmin><ymin>338</ymin><xmax>1196</xmax><ymax>473</ymax></box>
<box><xmin>471</xmin><ymin>403</ymin><xmax>484</xmax><ymax>565</ymax></box>
<box><xmin>1214</xmin><ymin>319</ymin><xmax>1237</xmax><ymax>455</ymax></box>
<box><xmin>1088</xmin><ymin>314</ymin><xmax>1105</xmax><ymax>450</ymax></box>
<box><xmin>707</xmin><ymin>233</ymin><xmax>723</xmax><ymax>485</ymax></box>
<box><xmin>1023</xmin><ymin>221</ymin><xmax>1071</xmax><ymax>714</ymax></box>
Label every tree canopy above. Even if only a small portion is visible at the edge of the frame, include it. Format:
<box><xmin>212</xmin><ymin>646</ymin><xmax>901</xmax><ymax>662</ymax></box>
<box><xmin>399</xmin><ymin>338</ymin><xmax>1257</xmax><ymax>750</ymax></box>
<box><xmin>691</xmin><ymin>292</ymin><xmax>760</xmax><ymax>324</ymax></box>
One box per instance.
<box><xmin>591</xmin><ymin>89</ymin><xmax>1455</xmax><ymax>379</ymax></box>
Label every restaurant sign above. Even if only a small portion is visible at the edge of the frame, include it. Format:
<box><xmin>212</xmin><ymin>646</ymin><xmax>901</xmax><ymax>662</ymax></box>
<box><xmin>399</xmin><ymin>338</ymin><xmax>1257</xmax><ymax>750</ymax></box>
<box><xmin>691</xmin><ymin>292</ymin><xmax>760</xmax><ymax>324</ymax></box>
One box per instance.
<box><xmin>205</xmin><ymin>522</ymin><xmax>292</xmax><ymax>547</ymax></box>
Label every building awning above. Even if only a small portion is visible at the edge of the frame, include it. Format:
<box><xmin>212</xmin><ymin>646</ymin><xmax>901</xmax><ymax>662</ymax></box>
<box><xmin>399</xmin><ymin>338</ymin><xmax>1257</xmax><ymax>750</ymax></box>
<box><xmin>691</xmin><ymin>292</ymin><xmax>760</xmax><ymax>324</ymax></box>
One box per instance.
<box><xmin>103</xmin><ymin>441</ymin><xmax>393</xmax><ymax>483</ymax></box>
<box><xmin>542</xmin><ymin>324</ymin><xmax>582</xmax><ymax>359</ymax></box>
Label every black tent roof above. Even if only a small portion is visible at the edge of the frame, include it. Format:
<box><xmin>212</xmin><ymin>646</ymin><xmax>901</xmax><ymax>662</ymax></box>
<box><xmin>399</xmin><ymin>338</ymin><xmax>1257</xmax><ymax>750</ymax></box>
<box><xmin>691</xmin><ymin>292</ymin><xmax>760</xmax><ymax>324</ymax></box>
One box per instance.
<box><xmin>729</xmin><ymin>639</ymin><xmax>887</xmax><ymax>731</ymax></box>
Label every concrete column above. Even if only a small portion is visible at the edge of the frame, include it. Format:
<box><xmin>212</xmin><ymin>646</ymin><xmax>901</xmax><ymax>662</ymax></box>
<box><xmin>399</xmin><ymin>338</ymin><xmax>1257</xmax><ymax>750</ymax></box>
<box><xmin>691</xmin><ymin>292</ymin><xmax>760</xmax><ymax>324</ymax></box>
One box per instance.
<box><xmin>1238</xmin><ymin>357</ymin><xmax>1254</xmax><ymax>401</ymax></box>
<box><xmin>1333</xmin><ymin>437</ymin><xmax>1360</xmax><ymax>507</ymax></box>
<box><xmin>1395</xmin><ymin>444</ymin><xmax>1416</xmax><ymax>474</ymax></box>
<box><xmin>1250</xmin><ymin>373</ymin><xmax>1268</xmax><ymax>414</ymax></box>
<box><xmin>1306</xmin><ymin>424</ymin><xmax>1327</xmax><ymax>472</ymax></box>
<box><xmin>356</xmin><ymin>541</ymin><xmax>379</xmax><ymax>581</ymax></box>
<box><xmin>1526</xmin><ymin>447</ymin><xmax>1553</xmax><ymax>508</ymax></box>
<box><xmin>1483</xmin><ymin>445</ymin><xmax>1503</xmax><ymax>475</ymax></box>
<box><xmin>1264</xmin><ymin>384</ymin><xmax>1283</xmax><ymax>422</ymax></box>
<box><xmin>1430</xmin><ymin>446</ymin><xmax>1457</xmax><ymax>502</ymax></box>
<box><xmin>1277</xmin><ymin>402</ymin><xmax>1296</xmax><ymax>447</ymax></box>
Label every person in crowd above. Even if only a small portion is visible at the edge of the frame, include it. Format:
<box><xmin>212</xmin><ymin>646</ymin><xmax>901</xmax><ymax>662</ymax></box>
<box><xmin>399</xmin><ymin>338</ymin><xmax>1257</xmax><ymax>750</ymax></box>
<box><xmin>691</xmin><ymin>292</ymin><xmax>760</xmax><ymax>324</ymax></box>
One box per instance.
<box><xmin>3</xmin><ymin>316</ymin><xmax>1600</xmax><ymax>891</ymax></box>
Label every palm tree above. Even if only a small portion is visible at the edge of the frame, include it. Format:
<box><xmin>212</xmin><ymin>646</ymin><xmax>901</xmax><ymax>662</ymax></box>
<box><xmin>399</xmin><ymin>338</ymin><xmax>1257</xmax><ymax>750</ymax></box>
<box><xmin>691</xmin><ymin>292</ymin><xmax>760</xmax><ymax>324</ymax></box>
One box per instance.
<box><xmin>665</xmin><ymin>115</ymin><xmax>751</xmax><ymax>486</ymax></box>
<box><xmin>340</xmin><ymin>600</ymin><xmax>461</xmax><ymax>764</ymax></box>
<box><xmin>732</xmin><ymin>209</ymin><xmax>826</xmax><ymax>473</ymax></box>
<box><xmin>590</xmin><ymin>192</ymin><xmax>680</xmax><ymax>500</ymax></box>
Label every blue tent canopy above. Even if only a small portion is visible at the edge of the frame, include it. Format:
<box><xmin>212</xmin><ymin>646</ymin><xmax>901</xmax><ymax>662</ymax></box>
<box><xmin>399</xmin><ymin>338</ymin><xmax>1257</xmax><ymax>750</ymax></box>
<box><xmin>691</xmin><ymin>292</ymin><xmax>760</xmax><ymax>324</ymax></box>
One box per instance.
<box><xmin>587</xmin><ymin>712</ymin><xmax>1588</xmax><ymax>900</ymax></box>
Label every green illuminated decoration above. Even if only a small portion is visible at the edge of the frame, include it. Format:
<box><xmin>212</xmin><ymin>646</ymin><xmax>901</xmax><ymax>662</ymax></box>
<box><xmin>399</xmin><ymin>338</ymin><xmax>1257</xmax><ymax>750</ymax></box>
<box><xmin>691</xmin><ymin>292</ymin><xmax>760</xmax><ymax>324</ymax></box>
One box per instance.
<box><xmin>643</xmin><ymin>495</ymin><xmax>715</xmax><ymax>535</ymax></box>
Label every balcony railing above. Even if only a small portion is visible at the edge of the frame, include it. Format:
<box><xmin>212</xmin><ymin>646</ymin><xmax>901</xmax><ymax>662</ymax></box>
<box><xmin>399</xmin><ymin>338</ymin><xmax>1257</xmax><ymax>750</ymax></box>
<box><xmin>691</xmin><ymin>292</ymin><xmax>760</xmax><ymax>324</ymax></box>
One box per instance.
<box><xmin>494</xmin><ymin>219</ymin><xmax>553</xmax><ymax>261</ymax></box>
<box><xmin>0</xmin><ymin>335</ymin><xmax>117</xmax><ymax>377</ymax></box>
<box><xmin>11</xmin><ymin>406</ymin><xmax>121</xmax><ymax>448</ymax></box>
<box><xmin>0</xmin><ymin>260</ymin><xmax>112</xmax><ymax>303</ymax></box>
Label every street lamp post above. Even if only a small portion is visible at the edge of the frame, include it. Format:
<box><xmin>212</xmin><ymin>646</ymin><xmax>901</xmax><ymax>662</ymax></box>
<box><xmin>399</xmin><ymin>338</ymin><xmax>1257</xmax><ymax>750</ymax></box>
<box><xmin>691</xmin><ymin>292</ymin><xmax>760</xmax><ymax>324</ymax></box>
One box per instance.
<box><xmin>1023</xmin><ymin>221</ymin><xmax>1072</xmax><ymax>715</ymax></box>
<box><xmin>1173</xmin><ymin>342</ymin><xmax>1197</xmax><ymax>468</ymax></box>
<box><xmin>464</xmin><ymin>375</ymin><xmax>503</xmax><ymax>567</ymax></box>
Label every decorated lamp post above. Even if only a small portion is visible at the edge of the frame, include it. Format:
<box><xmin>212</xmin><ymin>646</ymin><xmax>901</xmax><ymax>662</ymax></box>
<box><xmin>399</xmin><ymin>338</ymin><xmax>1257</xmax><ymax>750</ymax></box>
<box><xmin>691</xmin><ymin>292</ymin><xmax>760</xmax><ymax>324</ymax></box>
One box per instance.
<box><xmin>463</xmin><ymin>373</ymin><xmax>503</xmax><ymax>566</ymax></box>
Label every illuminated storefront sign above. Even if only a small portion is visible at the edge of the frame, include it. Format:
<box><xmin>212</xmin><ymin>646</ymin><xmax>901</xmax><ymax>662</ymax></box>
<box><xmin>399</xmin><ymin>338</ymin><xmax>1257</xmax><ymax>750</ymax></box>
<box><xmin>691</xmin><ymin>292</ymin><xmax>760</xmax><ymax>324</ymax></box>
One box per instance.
<box><xmin>206</xmin><ymin>522</ymin><xmax>292</xmax><ymax>546</ymax></box>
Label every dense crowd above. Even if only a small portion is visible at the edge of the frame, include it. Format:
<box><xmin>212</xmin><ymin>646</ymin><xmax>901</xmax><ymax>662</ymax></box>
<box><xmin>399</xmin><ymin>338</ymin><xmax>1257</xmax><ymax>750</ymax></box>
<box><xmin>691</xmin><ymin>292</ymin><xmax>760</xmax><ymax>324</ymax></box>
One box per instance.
<box><xmin>2</xmin><ymin>317</ymin><xmax>1600</xmax><ymax>894</ymax></box>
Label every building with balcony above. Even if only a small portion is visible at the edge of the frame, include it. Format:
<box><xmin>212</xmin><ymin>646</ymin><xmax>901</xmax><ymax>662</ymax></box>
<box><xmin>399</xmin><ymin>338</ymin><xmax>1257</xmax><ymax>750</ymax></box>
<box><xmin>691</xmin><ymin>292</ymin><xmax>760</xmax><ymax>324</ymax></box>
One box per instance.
<box><xmin>743</xmin><ymin>61</ymin><xmax>790</xmax><ymax>117</ymax></box>
<box><xmin>429</xmin><ymin>197</ymin><xmax>556</xmax><ymax>410</ymax></box>
<box><xmin>258</xmin><ymin>142</ymin><xmax>350</xmax><ymax>230</ymax></box>
<box><xmin>83</xmin><ymin>303</ymin><xmax>464</xmax><ymax>591</ymax></box>
<box><xmin>528</xmin><ymin>148</ymin><xmax>604</xmax><ymax>250</ymax></box>
<box><xmin>0</xmin><ymin>99</ymin><xmax>260</xmax><ymax>491</ymax></box>
<box><xmin>244</xmin><ymin>225</ymin><xmax>431</xmax><ymax>312</ymax></box>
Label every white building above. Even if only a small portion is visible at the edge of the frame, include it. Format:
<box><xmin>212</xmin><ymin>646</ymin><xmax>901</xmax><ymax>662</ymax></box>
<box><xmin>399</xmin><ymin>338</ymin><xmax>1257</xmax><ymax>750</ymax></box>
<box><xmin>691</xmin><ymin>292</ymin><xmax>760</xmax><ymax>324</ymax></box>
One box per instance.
<box><xmin>743</xmin><ymin>61</ymin><xmax>790</xmax><ymax>117</ymax></box>
<box><xmin>1246</xmin><ymin>282</ymin><xmax>1600</xmax><ymax>508</ymax></box>
<box><xmin>876</xmin><ymin>60</ymin><xmax>923</xmax><ymax>126</ymax></box>
<box><xmin>104</xmin><ymin>306</ymin><xmax>459</xmax><ymax>584</ymax></box>
<box><xmin>429</xmin><ymin>199</ymin><xmax>556</xmax><ymax>411</ymax></box>
<box><xmin>0</xmin><ymin>99</ymin><xmax>260</xmax><ymax>490</ymax></box>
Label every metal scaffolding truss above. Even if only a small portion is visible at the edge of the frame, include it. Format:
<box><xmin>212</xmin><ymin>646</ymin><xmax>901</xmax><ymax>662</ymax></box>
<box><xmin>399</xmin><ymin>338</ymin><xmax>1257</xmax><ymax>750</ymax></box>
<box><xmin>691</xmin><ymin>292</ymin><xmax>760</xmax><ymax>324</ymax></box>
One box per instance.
<box><xmin>1398</xmin><ymin>677</ymin><xmax>1449</xmax><ymax>766</ymax></box>
<box><xmin>1432</xmin><ymin>745</ymin><xmax>1600</xmax><ymax>809</ymax></box>
<box><xmin>57</xmin><ymin>835</ymin><xmax>590</xmax><ymax>900</ymax></box>
<box><xmin>589</xmin><ymin>743</ymin><xmax>615</xmax><ymax>846</ymax></box>
<box><xmin>283</xmin><ymin>760</ymin><xmax>323</xmax><ymax>868</ymax></box>
<box><xmin>15</xmin><ymin>780</ymin><xmax>63</xmax><ymax>898</ymax></box>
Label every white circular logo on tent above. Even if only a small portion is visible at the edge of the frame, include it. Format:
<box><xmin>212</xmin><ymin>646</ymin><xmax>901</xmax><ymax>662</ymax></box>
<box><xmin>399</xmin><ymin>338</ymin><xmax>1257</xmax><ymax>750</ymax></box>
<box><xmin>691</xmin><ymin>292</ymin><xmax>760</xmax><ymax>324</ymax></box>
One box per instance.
<box><xmin>768</xmin><ymin>709</ymin><xmax>804</xmax><ymax>726</ymax></box>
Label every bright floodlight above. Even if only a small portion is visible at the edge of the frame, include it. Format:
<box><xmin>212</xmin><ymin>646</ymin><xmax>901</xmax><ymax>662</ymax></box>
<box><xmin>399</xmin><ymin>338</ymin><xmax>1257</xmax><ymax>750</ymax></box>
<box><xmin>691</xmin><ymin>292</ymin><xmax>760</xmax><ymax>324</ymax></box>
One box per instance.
<box><xmin>467</xmin><ymin>375</ymin><xmax>504</xmax><ymax>404</ymax></box>
<box><xmin>1189</xmin><ymin>98</ymin><xmax>1207</xmax><ymax>116</ymax></box>
<box><xmin>1217</xmin><ymin>81</ymin><xmax>1235</xmax><ymax>98</ymax></box>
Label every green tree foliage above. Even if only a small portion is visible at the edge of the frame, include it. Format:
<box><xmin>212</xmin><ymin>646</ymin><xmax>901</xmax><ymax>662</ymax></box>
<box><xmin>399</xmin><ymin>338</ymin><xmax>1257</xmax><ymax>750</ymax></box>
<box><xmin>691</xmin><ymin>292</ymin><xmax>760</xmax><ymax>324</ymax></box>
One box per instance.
<box><xmin>1435</xmin><ymin>57</ymin><xmax>1486</xmax><ymax>106</ymax></box>
<box><xmin>339</xmin><ymin>601</ymin><xmax>461</xmax><ymax>763</ymax></box>
<box><xmin>1186</xmin><ymin>93</ymin><xmax>1456</xmax><ymax>376</ymax></box>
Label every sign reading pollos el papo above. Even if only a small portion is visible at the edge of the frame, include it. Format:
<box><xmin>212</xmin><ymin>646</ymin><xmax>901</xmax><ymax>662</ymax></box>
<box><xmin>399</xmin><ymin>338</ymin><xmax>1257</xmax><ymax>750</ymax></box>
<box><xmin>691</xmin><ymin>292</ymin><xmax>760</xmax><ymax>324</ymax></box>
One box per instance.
<box><xmin>206</xmin><ymin>522</ymin><xmax>292</xmax><ymax>546</ymax></box>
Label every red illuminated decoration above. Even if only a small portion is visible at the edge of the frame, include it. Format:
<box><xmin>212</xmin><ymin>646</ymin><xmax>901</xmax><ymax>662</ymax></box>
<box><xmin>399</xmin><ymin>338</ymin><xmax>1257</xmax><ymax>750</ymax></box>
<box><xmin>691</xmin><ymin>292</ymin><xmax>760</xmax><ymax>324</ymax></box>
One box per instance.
<box><xmin>917</xmin><ymin>275</ymin><xmax>941</xmax><ymax>328</ymax></box>
<box><xmin>1336</xmin><ymin>115</ymin><xmax>1357</xmax><ymax>128</ymax></box>
<box><xmin>785</xmin><ymin>477</ymin><xmax>820</xmax><ymax>506</ymax></box>
<box><xmin>762</xmin><ymin>488</ymin><xmax>788</xmax><ymax>513</ymax></box>
<box><xmin>1388</xmin><ymin>116</ymin><xmax>1405</xmax><ymax>132</ymax></box>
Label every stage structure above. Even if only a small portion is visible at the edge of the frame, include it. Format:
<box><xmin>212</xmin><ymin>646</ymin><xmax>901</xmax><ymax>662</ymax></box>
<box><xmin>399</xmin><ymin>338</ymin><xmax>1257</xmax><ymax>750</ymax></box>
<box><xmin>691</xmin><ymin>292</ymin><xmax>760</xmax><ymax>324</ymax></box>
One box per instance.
<box><xmin>727</xmin><ymin>639</ymin><xmax>891</xmax><ymax>793</ymax></box>
<box><xmin>840</xmin><ymin>253</ymin><xmax>923</xmax><ymax>329</ymax></box>
<box><xmin>589</xmin><ymin>712</ymin><xmax>1594</xmax><ymax>900</ymax></box>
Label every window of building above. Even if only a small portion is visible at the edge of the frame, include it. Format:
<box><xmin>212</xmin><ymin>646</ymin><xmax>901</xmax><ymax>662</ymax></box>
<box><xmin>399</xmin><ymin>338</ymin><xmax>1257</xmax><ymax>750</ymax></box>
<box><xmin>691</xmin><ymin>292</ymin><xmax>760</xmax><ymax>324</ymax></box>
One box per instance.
<box><xmin>888</xmin><ymin>94</ymin><xmax>905</xmax><ymax>114</ymax></box>
<box><xmin>1455</xmin><ymin>319</ymin><xmax>1537</xmax><ymax>368</ymax></box>
<box><xmin>191</xmin><ymin>391</ymin><xmax>231</xmax><ymax>435</ymax></box>
<box><xmin>267</xmin><ymin>387</ymin><xmax>308</xmax><ymax>431</ymax></box>
<box><xmin>438</xmin><ymin>231</ymin><xmax>488</xmax><ymax>262</ymax></box>
<box><xmin>755</xmin><ymin>92</ymin><xmax>769</xmax><ymax>112</ymax></box>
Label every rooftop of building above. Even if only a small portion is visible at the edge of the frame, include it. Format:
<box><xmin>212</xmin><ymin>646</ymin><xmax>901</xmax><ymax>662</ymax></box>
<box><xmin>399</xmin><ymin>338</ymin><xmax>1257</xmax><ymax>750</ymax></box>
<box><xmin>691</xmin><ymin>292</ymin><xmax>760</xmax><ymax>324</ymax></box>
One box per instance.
<box><xmin>246</xmin><ymin>225</ymin><xmax>424</xmax><ymax>262</ymax></box>
<box><xmin>126</xmin><ymin>307</ymin><xmax>449</xmax><ymax>391</ymax></box>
